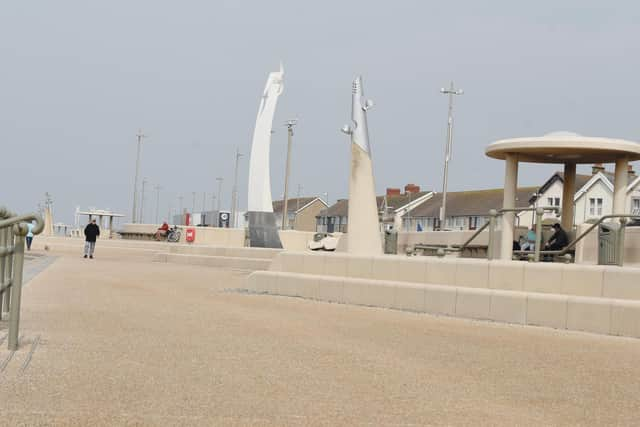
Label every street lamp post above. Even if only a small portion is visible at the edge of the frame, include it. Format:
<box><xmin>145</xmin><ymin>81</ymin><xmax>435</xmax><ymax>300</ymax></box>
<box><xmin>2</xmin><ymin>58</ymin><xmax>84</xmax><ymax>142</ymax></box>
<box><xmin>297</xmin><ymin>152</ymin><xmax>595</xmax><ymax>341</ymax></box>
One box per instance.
<box><xmin>282</xmin><ymin>119</ymin><xmax>297</xmax><ymax>230</ymax></box>
<box><xmin>131</xmin><ymin>129</ymin><xmax>145</xmax><ymax>223</ymax></box>
<box><xmin>230</xmin><ymin>148</ymin><xmax>243</xmax><ymax>228</ymax></box>
<box><xmin>139</xmin><ymin>177</ymin><xmax>148</xmax><ymax>223</ymax></box>
<box><xmin>439</xmin><ymin>82</ymin><xmax>463</xmax><ymax>230</ymax></box>
<box><xmin>154</xmin><ymin>185</ymin><xmax>162</xmax><ymax>224</ymax></box>
<box><xmin>216</xmin><ymin>178</ymin><xmax>224</xmax><ymax>213</ymax></box>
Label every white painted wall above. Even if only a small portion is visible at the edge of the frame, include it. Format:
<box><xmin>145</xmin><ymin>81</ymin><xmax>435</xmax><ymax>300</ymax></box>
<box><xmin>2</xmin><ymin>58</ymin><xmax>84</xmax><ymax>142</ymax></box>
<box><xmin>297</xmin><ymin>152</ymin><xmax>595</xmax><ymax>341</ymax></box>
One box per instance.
<box><xmin>575</xmin><ymin>179</ymin><xmax>613</xmax><ymax>225</ymax></box>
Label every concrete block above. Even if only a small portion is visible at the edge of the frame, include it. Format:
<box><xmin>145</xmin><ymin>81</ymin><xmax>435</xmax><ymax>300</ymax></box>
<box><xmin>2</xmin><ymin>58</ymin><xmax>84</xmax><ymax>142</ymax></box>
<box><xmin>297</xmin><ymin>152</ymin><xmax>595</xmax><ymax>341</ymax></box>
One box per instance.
<box><xmin>425</xmin><ymin>258</ymin><xmax>457</xmax><ymax>286</ymax></box>
<box><xmin>561</xmin><ymin>264</ymin><xmax>604</xmax><ymax>297</ymax></box>
<box><xmin>343</xmin><ymin>278</ymin><xmax>395</xmax><ymax>308</ymax></box>
<box><xmin>371</xmin><ymin>256</ymin><xmax>399</xmax><ymax>281</ymax></box>
<box><xmin>297</xmin><ymin>275</ymin><xmax>319</xmax><ymax>300</ymax></box>
<box><xmin>323</xmin><ymin>254</ymin><xmax>348</xmax><ymax>277</ymax></box>
<box><xmin>254</xmin><ymin>272</ymin><xmax>279</xmax><ymax>294</ymax></box>
<box><xmin>346</xmin><ymin>255</ymin><xmax>373</xmax><ymax>279</ymax></box>
<box><xmin>396</xmin><ymin>258</ymin><xmax>428</xmax><ymax>284</ymax></box>
<box><xmin>489</xmin><ymin>290</ymin><xmax>527</xmax><ymax>324</ymax></box>
<box><xmin>526</xmin><ymin>294</ymin><xmax>568</xmax><ymax>330</ymax></box>
<box><xmin>393</xmin><ymin>283</ymin><xmax>426</xmax><ymax>312</ymax></box>
<box><xmin>281</xmin><ymin>252</ymin><xmax>306</xmax><ymax>274</ymax></box>
<box><xmin>454</xmin><ymin>259</ymin><xmax>489</xmax><ymax>288</ymax></box>
<box><xmin>302</xmin><ymin>253</ymin><xmax>325</xmax><ymax>275</ymax></box>
<box><xmin>567</xmin><ymin>297</ymin><xmax>611</xmax><ymax>335</ymax></box>
<box><xmin>603</xmin><ymin>267</ymin><xmax>640</xmax><ymax>300</ymax></box>
<box><xmin>523</xmin><ymin>263</ymin><xmax>562</xmax><ymax>294</ymax></box>
<box><xmin>268</xmin><ymin>254</ymin><xmax>284</xmax><ymax>272</ymax></box>
<box><xmin>316</xmin><ymin>275</ymin><xmax>344</xmax><ymax>303</ymax></box>
<box><xmin>277</xmin><ymin>273</ymin><xmax>301</xmax><ymax>297</ymax></box>
<box><xmin>488</xmin><ymin>261</ymin><xmax>524</xmax><ymax>291</ymax></box>
<box><xmin>455</xmin><ymin>288</ymin><xmax>491</xmax><ymax>320</ymax></box>
<box><xmin>610</xmin><ymin>301</ymin><xmax>640</xmax><ymax>338</ymax></box>
<box><xmin>423</xmin><ymin>285</ymin><xmax>457</xmax><ymax>316</ymax></box>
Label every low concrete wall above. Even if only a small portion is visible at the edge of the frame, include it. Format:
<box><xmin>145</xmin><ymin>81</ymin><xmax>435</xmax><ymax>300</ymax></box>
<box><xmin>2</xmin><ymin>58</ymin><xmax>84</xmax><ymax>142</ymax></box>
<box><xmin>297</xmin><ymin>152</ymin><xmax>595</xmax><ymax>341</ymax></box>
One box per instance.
<box><xmin>269</xmin><ymin>252</ymin><xmax>640</xmax><ymax>301</ymax></box>
<box><xmin>154</xmin><ymin>253</ymin><xmax>271</xmax><ymax>271</ymax></box>
<box><xmin>246</xmin><ymin>271</ymin><xmax>640</xmax><ymax>339</ymax></box>
<box><xmin>166</xmin><ymin>245</ymin><xmax>281</xmax><ymax>259</ymax></box>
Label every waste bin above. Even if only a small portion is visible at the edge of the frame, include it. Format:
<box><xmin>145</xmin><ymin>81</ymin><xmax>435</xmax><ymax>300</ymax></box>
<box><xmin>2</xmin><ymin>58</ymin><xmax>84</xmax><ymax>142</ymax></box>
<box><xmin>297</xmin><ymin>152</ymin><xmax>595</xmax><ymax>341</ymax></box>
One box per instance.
<box><xmin>598</xmin><ymin>222</ymin><xmax>620</xmax><ymax>265</ymax></box>
<box><xmin>384</xmin><ymin>229</ymin><xmax>398</xmax><ymax>254</ymax></box>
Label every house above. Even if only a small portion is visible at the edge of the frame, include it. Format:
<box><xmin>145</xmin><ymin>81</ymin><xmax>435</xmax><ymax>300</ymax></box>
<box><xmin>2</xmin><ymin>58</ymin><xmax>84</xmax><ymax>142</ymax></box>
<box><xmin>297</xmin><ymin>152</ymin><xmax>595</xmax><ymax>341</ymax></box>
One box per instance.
<box><xmin>272</xmin><ymin>197</ymin><xmax>328</xmax><ymax>232</ymax></box>
<box><xmin>403</xmin><ymin>187</ymin><xmax>538</xmax><ymax>231</ymax></box>
<box><xmin>316</xmin><ymin>184</ymin><xmax>433</xmax><ymax>233</ymax></box>
<box><xmin>521</xmin><ymin>164</ymin><xmax>639</xmax><ymax>227</ymax></box>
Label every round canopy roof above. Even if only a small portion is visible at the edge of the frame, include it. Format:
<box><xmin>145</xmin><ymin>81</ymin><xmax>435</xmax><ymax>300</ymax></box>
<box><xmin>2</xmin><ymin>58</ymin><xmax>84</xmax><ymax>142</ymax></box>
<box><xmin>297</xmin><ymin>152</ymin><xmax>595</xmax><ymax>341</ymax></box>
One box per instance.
<box><xmin>486</xmin><ymin>131</ymin><xmax>640</xmax><ymax>164</ymax></box>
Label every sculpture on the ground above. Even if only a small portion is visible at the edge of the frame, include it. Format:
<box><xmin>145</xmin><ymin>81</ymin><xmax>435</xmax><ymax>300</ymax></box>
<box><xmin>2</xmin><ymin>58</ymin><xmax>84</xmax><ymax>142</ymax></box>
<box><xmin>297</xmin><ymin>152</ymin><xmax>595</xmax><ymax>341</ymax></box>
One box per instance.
<box><xmin>341</xmin><ymin>76</ymin><xmax>383</xmax><ymax>255</ymax></box>
<box><xmin>247</xmin><ymin>65</ymin><xmax>284</xmax><ymax>248</ymax></box>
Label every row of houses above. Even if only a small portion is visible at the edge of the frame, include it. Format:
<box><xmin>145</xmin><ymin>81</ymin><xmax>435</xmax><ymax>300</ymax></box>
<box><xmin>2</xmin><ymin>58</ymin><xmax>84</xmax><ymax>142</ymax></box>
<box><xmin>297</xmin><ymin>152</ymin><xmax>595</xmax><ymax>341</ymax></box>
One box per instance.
<box><xmin>311</xmin><ymin>164</ymin><xmax>640</xmax><ymax>233</ymax></box>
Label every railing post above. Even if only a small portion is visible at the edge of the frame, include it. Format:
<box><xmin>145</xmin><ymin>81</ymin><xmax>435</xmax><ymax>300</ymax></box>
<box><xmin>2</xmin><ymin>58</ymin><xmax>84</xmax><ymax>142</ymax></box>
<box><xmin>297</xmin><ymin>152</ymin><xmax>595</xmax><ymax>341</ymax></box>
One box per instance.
<box><xmin>618</xmin><ymin>217</ymin><xmax>627</xmax><ymax>267</ymax></box>
<box><xmin>487</xmin><ymin>209</ymin><xmax>497</xmax><ymax>260</ymax></box>
<box><xmin>0</xmin><ymin>227</ymin><xmax>5</xmax><ymax>316</ymax></box>
<box><xmin>534</xmin><ymin>207</ymin><xmax>543</xmax><ymax>263</ymax></box>
<box><xmin>8</xmin><ymin>223</ymin><xmax>27</xmax><ymax>351</ymax></box>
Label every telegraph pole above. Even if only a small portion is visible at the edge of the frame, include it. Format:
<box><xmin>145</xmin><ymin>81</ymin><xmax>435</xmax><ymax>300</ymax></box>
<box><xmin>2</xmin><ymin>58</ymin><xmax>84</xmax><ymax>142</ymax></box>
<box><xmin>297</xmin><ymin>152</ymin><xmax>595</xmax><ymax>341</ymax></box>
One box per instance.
<box><xmin>216</xmin><ymin>177</ymin><xmax>224</xmax><ymax>212</ymax></box>
<box><xmin>154</xmin><ymin>185</ymin><xmax>162</xmax><ymax>224</ymax></box>
<box><xmin>282</xmin><ymin>119</ymin><xmax>297</xmax><ymax>230</ymax></box>
<box><xmin>139</xmin><ymin>178</ymin><xmax>148</xmax><ymax>223</ymax></box>
<box><xmin>230</xmin><ymin>148</ymin><xmax>243</xmax><ymax>227</ymax></box>
<box><xmin>439</xmin><ymin>82</ymin><xmax>463</xmax><ymax>230</ymax></box>
<box><xmin>192</xmin><ymin>192</ymin><xmax>196</xmax><ymax>214</ymax></box>
<box><xmin>178</xmin><ymin>195</ymin><xmax>184</xmax><ymax>225</ymax></box>
<box><xmin>131</xmin><ymin>129</ymin><xmax>145</xmax><ymax>223</ymax></box>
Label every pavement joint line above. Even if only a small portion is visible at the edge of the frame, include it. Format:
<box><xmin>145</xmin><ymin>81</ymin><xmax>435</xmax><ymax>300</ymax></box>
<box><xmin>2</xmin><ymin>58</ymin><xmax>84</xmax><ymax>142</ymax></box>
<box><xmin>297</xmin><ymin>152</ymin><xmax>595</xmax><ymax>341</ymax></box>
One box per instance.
<box><xmin>0</xmin><ymin>349</ymin><xmax>15</xmax><ymax>373</ymax></box>
<box><xmin>19</xmin><ymin>334</ymin><xmax>41</xmax><ymax>374</ymax></box>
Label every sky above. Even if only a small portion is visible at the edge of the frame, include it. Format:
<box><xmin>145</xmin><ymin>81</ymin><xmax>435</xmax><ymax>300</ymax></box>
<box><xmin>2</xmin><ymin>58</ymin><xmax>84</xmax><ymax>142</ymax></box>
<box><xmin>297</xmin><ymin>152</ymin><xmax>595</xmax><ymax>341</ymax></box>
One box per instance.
<box><xmin>1</xmin><ymin>1</ymin><xmax>639</xmax><ymax>225</ymax></box>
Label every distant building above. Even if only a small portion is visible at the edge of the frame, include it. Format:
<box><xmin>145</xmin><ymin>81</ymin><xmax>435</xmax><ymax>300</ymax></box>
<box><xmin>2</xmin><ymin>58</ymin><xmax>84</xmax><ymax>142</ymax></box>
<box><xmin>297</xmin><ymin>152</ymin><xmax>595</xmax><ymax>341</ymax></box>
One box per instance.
<box><xmin>273</xmin><ymin>197</ymin><xmax>328</xmax><ymax>232</ymax></box>
<box><xmin>316</xmin><ymin>184</ymin><xmax>433</xmax><ymax>233</ymax></box>
<box><xmin>404</xmin><ymin>187</ymin><xmax>537</xmax><ymax>231</ymax></box>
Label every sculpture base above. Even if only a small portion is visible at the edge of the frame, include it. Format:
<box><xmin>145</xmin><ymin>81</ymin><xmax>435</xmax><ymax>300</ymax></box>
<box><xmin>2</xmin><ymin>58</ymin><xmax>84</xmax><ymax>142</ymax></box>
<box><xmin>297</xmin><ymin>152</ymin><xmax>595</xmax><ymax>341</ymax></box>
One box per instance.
<box><xmin>247</xmin><ymin>211</ymin><xmax>283</xmax><ymax>249</ymax></box>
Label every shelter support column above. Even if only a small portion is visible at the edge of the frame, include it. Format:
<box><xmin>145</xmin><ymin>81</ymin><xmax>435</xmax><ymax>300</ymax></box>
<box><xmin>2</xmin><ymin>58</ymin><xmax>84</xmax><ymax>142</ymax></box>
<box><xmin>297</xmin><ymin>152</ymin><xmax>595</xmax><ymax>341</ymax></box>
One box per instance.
<box><xmin>561</xmin><ymin>162</ymin><xmax>576</xmax><ymax>230</ymax></box>
<box><xmin>613</xmin><ymin>157</ymin><xmax>629</xmax><ymax>215</ymax></box>
<box><xmin>500</xmin><ymin>153</ymin><xmax>518</xmax><ymax>260</ymax></box>
<box><xmin>108</xmin><ymin>216</ymin><xmax>114</xmax><ymax>239</ymax></box>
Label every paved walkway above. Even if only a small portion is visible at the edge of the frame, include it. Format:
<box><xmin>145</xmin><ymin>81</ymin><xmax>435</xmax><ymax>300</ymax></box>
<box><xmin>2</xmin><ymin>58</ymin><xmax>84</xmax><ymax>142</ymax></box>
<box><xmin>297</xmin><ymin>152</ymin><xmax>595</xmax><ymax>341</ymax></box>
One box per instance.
<box><xmin>1</xmin><ymin>248</ymin><xmax>640</xmax><ymax>426</ymax></box>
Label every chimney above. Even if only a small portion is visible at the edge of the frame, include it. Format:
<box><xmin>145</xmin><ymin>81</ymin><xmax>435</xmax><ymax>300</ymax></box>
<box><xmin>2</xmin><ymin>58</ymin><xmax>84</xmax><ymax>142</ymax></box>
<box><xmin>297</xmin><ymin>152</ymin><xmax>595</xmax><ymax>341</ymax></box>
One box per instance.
<box><xmin>592</xmin><ymin>163</ymin><xmax>605</xmax><ymax>175</ymax></box>
<box><xmin>386</xmin><ymin>188</ymin><xmax>401</xmax><ymax>196</ymax></box>
<box><xmin>629</xmin><ymin>164</ymin><xmax>636</xmax><ymax>179</ymax></box>
<box><xmin>404</xmin><ymin>183</ymin><xmax>420</xmax><ymax>194</ymax></box>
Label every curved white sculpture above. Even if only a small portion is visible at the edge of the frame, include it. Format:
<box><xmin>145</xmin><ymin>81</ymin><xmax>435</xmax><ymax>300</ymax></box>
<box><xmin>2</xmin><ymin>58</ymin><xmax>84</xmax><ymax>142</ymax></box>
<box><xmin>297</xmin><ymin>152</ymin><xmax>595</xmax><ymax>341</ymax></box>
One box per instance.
<box><xmin>341</xmin><ymin>76</ymin><xmax>383</xmax><ymax>255</ymax></box>
<box><xmin>247</xmin><ymin>65</ymin><xmax>284</xmax><ymax>248</ymax></box>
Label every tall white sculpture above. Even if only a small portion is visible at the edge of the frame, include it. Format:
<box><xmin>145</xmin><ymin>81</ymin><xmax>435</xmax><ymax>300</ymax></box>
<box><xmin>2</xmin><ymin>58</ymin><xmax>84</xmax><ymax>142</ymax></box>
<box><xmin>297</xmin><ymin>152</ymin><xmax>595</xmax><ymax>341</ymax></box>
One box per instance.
<box><xmin>247</xmin><ymin>65</ymin><xmax>284</xmax><ymax>248</ymax></box>
<box><xmin>341</xmin><ymin>76</ymin><xmax>383</xmax><ymax>255</ymax></box>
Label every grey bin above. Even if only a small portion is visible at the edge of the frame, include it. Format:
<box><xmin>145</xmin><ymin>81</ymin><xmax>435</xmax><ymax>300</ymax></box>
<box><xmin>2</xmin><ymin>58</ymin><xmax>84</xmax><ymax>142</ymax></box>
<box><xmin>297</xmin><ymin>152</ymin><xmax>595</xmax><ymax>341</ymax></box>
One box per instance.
<box><xmin>384</xmin><ymin>229</ymin><xmax>398</xmax><ymax>254</ymax></box>
<box><xmin>598</xmin><ymin>222</ymin><xmax>621</xmax><ymax>265</ymax></box>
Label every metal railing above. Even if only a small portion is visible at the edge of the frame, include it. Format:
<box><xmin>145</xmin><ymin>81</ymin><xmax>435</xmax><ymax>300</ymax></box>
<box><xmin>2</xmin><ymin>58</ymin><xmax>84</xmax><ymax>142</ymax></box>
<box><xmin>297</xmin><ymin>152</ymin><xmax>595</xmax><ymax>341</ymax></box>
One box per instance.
<box><xmin>412</xmin><ymin>206</ymin><xmax>560</xmax><ymax>261</ymax></box>
<box><xmin>0</xmin><ymin>207</ymin><xmax>44</xmax><ymax>350</ymax></box>
<box><xmin>515</xmin><ymin>214</ymin><xmax>640</xmax><ymax>266</ymax></box>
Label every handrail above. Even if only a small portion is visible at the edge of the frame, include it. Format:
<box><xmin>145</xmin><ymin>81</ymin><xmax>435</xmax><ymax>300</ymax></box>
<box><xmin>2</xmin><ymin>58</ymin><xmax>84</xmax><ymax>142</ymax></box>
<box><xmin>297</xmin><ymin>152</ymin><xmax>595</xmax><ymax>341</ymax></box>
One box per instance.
<box><xmin>0</xmin><ymin>208</ymin><xmax>44</xmax><ymax>350</ymax></box>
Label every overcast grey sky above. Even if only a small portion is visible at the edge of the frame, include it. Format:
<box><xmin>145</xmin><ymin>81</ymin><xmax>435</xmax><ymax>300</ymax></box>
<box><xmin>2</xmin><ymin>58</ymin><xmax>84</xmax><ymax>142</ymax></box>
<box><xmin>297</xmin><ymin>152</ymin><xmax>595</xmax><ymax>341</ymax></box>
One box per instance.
<box><xmin>2</xmin><ymin>1</ymin><xmax>639</xmax><ymax>224</ymax></box>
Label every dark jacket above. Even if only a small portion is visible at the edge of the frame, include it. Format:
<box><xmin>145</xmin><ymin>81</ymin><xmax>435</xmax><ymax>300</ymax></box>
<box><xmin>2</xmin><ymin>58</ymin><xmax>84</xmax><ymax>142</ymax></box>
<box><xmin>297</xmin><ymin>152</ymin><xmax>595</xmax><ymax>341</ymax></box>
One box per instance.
<box><xmin>548</xmin><ymin>228</ymin><xmax>568</xmax><ymax>250</ymax></box>
<box><xmin>84</xmin><ymin>223</ymin><xmax>100</xmax><ymax>242</ymax></box>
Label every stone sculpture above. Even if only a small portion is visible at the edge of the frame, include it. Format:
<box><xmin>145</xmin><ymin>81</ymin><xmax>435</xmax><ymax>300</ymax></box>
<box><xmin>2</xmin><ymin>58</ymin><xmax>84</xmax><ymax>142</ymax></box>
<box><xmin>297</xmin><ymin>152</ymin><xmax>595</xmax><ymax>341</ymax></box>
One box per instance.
<box><xmin>247</xmin><ymin>65</ymin><xmax>284</xmax><ymax>248</ymax></box>
<box><xmin>341</xmin><ymin>76</ymin><xmax>383</xmax><ymax>255</ymax></box>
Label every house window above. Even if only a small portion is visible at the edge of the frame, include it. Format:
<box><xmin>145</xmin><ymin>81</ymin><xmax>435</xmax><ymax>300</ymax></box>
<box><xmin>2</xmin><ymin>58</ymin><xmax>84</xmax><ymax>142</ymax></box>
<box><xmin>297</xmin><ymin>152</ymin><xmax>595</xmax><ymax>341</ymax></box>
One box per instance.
<box><xmin>468</xmin><ymin>216</ymin><xmax>486</xmax><ymax>230</ymax></box>
<box><xmin>547</xmin><ymin>197</ymin><xmax>560</xmax><ymax>207</ymax></box>
<box><xmin>632</xmin><ymin>198</ymin><xmax>640</xmax><ymax>215</ymax></box>
<box><xmin>589</xmin><ymin>198</ymin><xmax>603</xmax><ymax>216</ymax></box>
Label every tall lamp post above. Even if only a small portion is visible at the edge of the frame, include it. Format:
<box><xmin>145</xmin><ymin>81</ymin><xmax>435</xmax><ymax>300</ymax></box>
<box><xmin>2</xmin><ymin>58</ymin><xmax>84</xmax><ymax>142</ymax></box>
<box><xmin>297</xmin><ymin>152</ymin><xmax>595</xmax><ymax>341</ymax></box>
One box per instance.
<box><xmin>139</xmin><ymin>177</ymin><xmax>148</xmax><ymax>223</ymax></box>
<box><xmin>439</xmin><ymin>82</ymin><xmax>463</xmax><ymax>230</ymax></box>
<box><xmin>282</xmin><ymin>119</ymin><xmax>297</xmax><ymax>230</ymax></box>
<box><xmin>131</xmin><ymin>129</ymin><xmax>146</xmax><ymax>223</ymax></box>
<box><xmin>216</xmin><ymin>177</ymin><xmax>224</xmax><ymax>212</ymax></box>
<box><xmin>230</xmin><ymin>148</ymin><xmax>243</xmax><ymax>228</ymax></box>
<box><xmin>154</xmin><ymin>184</ymin><xmax>162</xmax><ymax>224</ymax></box>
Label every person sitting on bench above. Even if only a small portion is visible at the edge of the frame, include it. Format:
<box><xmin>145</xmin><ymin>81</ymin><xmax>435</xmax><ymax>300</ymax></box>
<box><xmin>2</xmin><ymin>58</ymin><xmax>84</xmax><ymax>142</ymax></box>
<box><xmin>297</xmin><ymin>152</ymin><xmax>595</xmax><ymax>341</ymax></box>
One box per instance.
<box><xmin>155</xmin><ymin>222</ymin><xmax>170</xmax><ymax>240</ymax></box>
<box><xmin>545</xmin><ymin>223</ymin><xmax>569</xmax><ymax>251</ymax></box>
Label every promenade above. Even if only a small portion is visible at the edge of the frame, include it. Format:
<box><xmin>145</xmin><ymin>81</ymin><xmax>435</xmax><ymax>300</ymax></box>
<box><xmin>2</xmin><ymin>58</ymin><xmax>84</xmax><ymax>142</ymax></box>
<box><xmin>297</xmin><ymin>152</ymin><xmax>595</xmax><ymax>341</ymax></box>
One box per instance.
<box><xmin>1</xmin><ymin>242</ymin><xmax>640</xmax><ymax>426</ymax></box>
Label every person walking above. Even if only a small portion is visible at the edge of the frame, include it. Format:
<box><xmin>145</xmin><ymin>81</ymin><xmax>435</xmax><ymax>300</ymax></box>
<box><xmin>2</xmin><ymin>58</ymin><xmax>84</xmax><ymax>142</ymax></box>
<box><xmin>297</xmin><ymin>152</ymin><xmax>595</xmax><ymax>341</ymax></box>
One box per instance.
<box><xmin>83</xmin><ymin>219</ymin><xmax>100</xmax><ymax>259</ymax></box>
<box><xmin>26</xmin><ymin>221</ymin><xmax>35</xmax><ymax>250</ymax></box>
